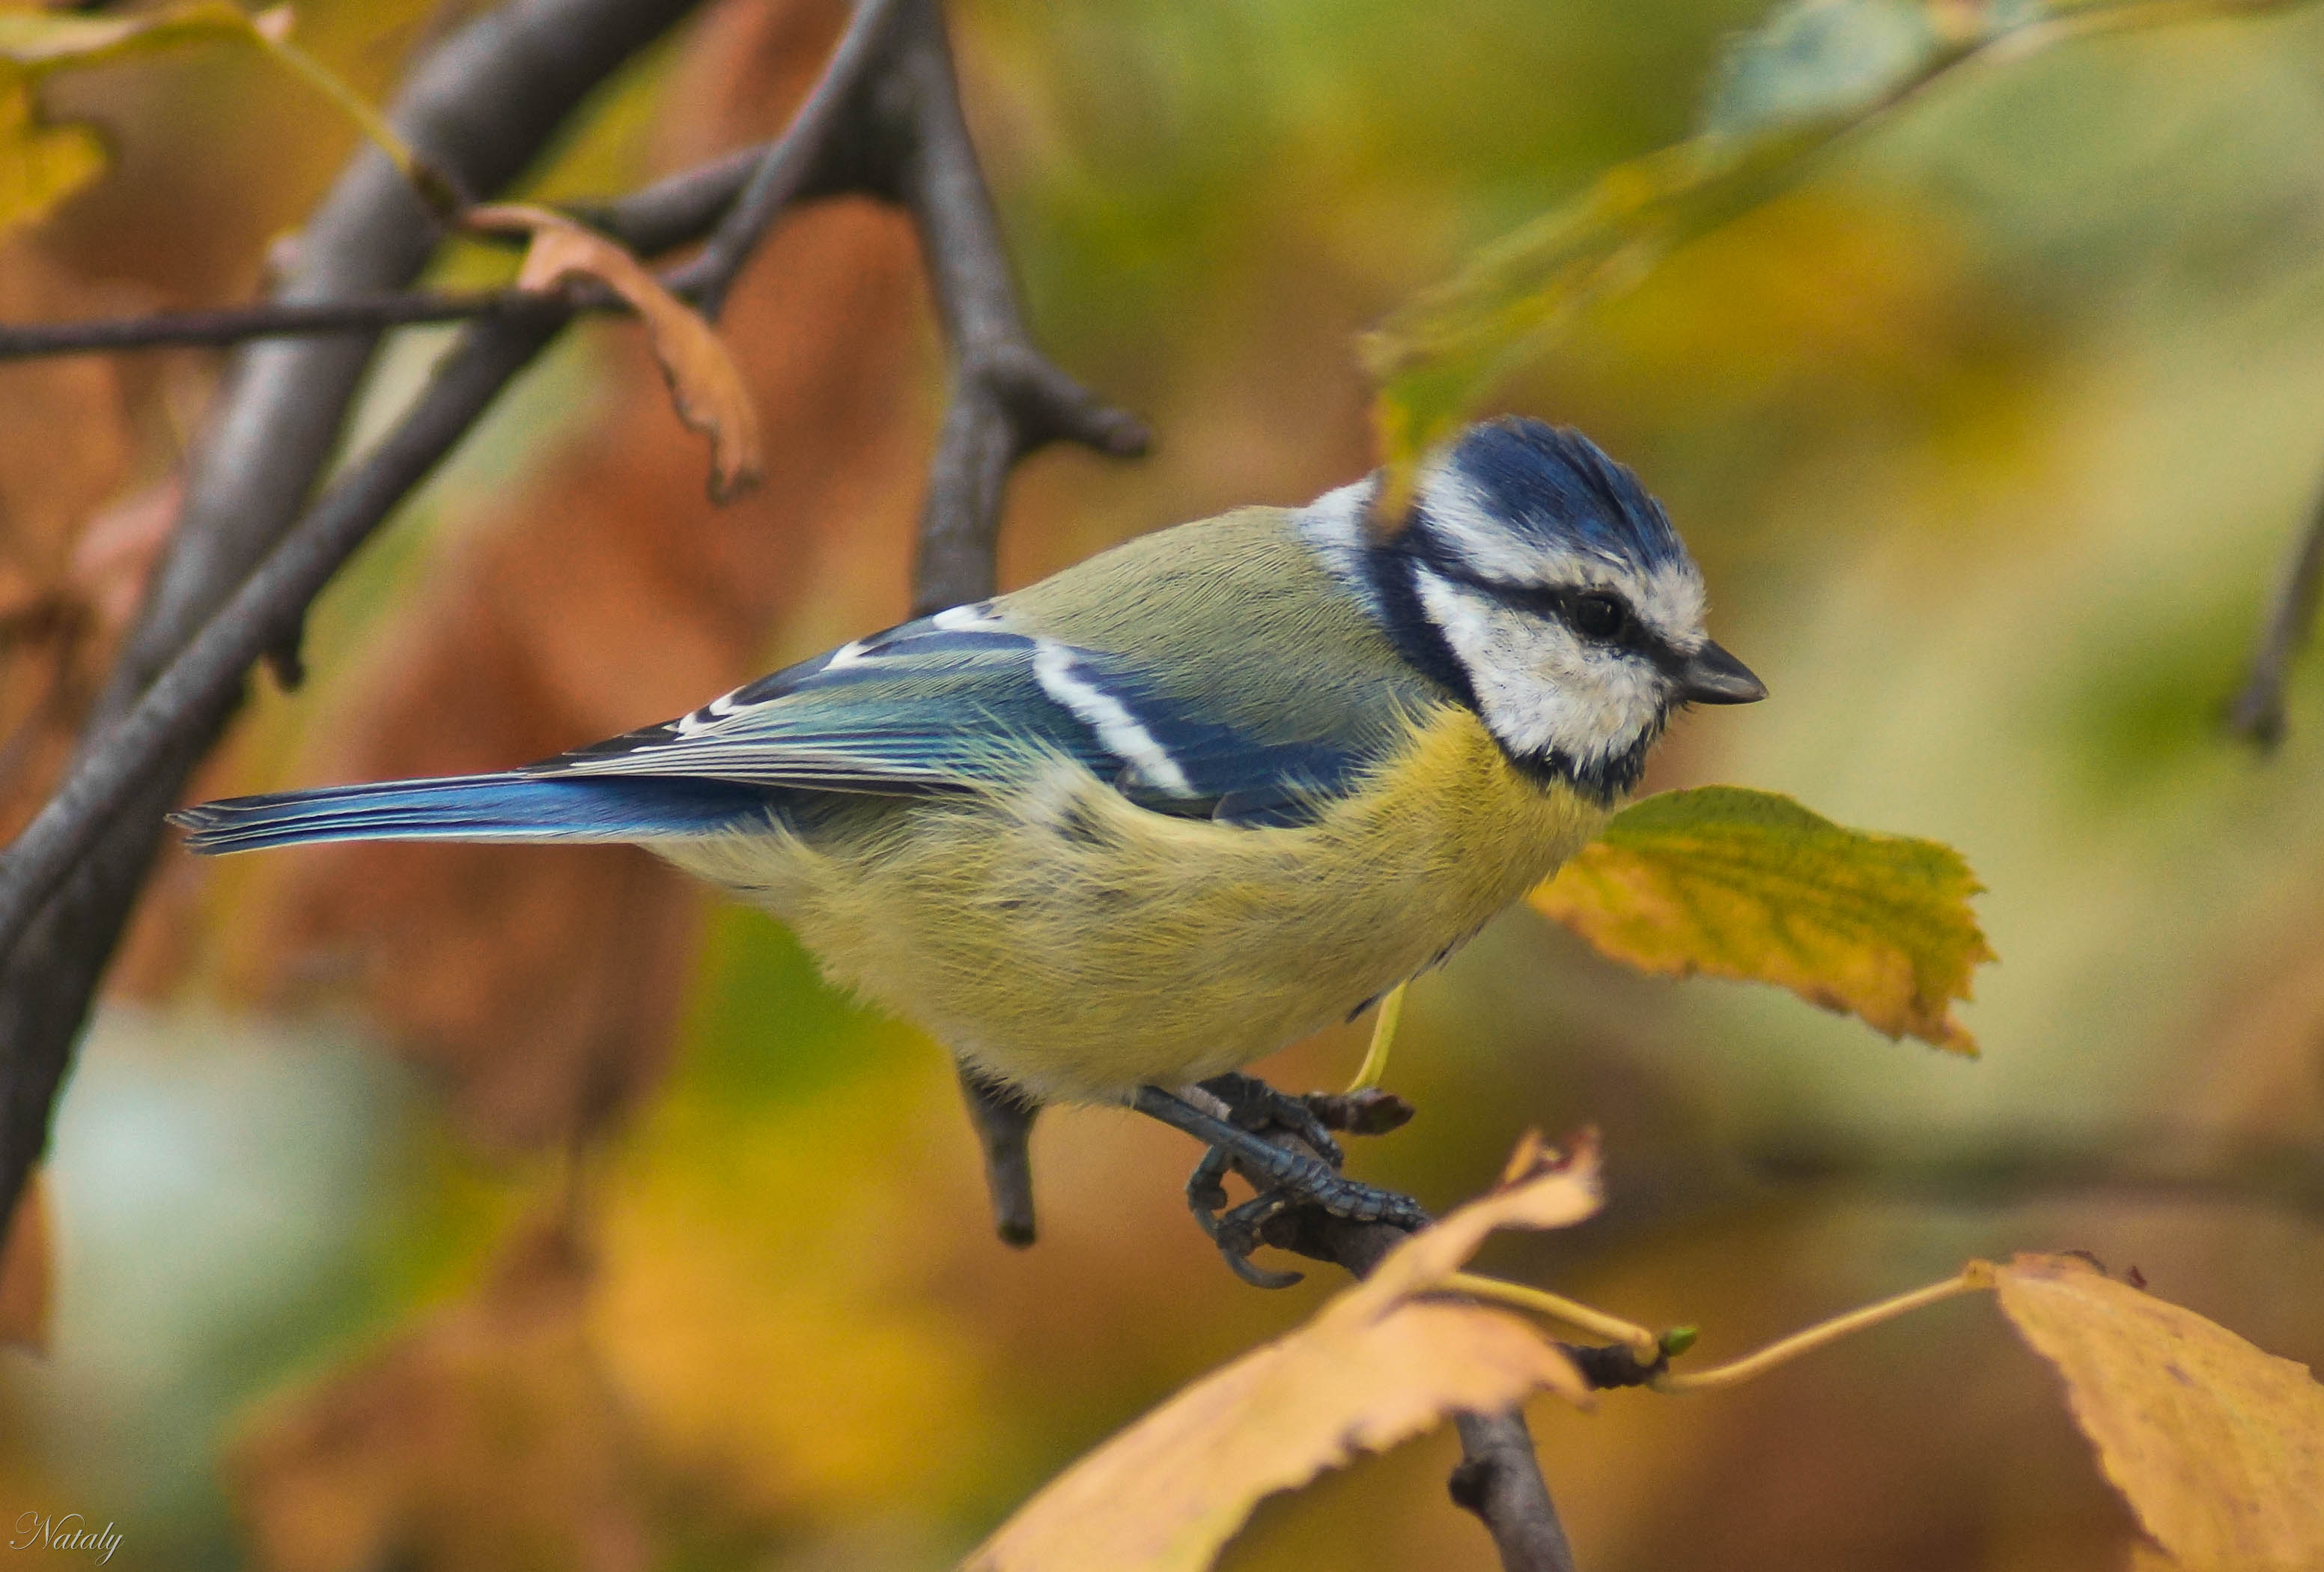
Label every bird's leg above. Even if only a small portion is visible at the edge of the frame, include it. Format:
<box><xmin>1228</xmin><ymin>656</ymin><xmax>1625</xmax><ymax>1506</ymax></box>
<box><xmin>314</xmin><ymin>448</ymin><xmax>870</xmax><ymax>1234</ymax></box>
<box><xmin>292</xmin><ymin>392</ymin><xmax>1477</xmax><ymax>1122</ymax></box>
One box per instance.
<box><xmin>1136</xmin><ymin>1083</ymin><xmax>1430</xmax><ymax>1285</ymax></box>
<box><xmin>1196</xmin><ymin>1071</ymin><xmax>1345</xmax><ymax>1167</ymax></box>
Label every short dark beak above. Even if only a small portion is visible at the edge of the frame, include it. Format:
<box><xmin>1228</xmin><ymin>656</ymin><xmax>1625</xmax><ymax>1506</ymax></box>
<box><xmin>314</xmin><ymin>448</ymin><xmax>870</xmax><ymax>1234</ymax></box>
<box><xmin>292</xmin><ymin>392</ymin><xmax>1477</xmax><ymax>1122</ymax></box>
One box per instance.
<box><xmin>1676</xmin><ymin>640</ymin><xmax>1767</xmax><ymax>705</ymax></box>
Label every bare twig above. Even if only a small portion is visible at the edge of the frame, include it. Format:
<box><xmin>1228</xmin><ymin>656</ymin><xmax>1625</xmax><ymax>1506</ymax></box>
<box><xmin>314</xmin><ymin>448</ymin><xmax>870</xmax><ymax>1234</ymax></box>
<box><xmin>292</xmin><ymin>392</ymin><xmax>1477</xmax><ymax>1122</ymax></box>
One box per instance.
<box><xmin>1450</xmin><ymin>1412</ymin><xmax>1584</xmax><ymax>1572</ymax></box>
<box><xmin>0</xmin><ymin>291</ymin><xmax>546</xmax><ymax>359</ymax></box>
<box><xmin>675</xmin><ymin>0</ymin><xmax>907</xmax><ymax>321</ymax></box>
<box><xmin>2231</xmin><ymin>482</ymin><xmax>2324</xmax><ymax>744</ymax></box>
<box><xmin>883</xmin><ymin>0</ymin><xmax>1150</xmax><ymax>617</ymax></box>
<box><xmin>0</xmin><ymin>140</ymin><xmax>794</xmax><ymax>364</ymax></box>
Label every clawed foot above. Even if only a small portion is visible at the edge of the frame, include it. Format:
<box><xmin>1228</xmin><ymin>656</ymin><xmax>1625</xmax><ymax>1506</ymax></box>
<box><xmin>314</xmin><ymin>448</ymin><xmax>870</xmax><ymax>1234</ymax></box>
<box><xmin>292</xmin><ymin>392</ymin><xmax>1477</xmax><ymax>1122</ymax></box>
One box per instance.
<box><xmin>1130</xmin><ymin>1078</ymin><xmax>1425</xmax><ymax>1288</ymax></box>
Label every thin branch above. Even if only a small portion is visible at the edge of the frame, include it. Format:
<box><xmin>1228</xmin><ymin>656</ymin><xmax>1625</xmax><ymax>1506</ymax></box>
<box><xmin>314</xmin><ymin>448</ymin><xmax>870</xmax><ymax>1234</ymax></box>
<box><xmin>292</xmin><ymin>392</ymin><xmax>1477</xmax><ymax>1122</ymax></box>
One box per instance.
<box><xmin>0</xmin><ymin>139</ymin><xmax>795</xmax><ymax>363</ymax></box>
<box><xmin>1450</xmin><ymin>1412</ymin><xmax>1584</xmax><ymax>1572</ymax></box>
<box><xmin>2231</xmin><ymin>482</ymin><xmax>2324</xmax><ymax>744</ymax></box>
<box><xmin>888</xmin><ymin>0</ymin><xmax>1149</xmax><ymax>619</ymax></box>
<box><xmin>675</xmin><ymin>0</ymin><xmax>909</xmax><ymax>321</ymax></box>
<box><xmin>0</xmin><ymin>291</ymin><xmax>541</xmax><ymax>359</ymax></box>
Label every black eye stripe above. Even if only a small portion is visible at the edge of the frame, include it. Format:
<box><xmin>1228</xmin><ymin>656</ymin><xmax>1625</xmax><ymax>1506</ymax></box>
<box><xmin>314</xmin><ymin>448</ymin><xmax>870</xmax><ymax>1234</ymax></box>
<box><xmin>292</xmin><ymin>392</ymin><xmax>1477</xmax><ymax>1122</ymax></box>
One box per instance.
<box><xmin>1444</xmin><ymin>572</ymin><xmax>1664</xmax><ymax>651</ymax></box>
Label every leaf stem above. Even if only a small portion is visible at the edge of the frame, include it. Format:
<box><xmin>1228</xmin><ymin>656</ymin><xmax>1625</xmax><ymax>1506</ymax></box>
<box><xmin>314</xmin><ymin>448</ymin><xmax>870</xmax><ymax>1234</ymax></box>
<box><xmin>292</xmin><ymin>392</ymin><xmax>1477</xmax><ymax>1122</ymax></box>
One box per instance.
<box><xmin>256</xmin><ymin>27</ymin><xmax>430</xmax><ymax>190</ymax></box>
<box><xmin>1442</xmin><ymin>1270</ymin><xmax>1662</xmax><ymax>1362</ymax></box>
<box><xmin>1654</xmin><ymin>1261</ymin><xmax>1997</xmax><ymax>1394</ymax></box>
<box><xmin>1345</xmin><ymin>983</ymin><xmax>1406</xmax><ymax>1093</ymax></box>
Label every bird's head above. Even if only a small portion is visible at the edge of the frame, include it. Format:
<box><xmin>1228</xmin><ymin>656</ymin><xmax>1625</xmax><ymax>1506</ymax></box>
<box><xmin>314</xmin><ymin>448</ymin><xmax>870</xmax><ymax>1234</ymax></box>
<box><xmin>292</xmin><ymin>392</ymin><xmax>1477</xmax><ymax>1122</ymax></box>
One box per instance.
<box><xmin>1317</xmin><ymin>417</ymin><xmax>1764</xmax><ymax>804</ymax></box>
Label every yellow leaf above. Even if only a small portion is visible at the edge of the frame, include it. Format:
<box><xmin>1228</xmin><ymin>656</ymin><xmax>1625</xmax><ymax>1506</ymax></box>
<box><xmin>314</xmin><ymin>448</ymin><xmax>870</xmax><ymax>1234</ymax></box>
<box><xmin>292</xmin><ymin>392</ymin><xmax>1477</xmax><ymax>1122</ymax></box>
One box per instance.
<box><xmin>1995</xmin><ymin>1253</ymin><xmax>2324</xmax><ymax>1572</ymax></box>
<box><xmin>0</xmin><ymin>3</ymin><xmax>424</xmax><ymax>240</ymax></box>
<box><xmin>0</xmin><ymin>1</ymin><xmax>270</xmax><ymax>70</ymax></box>
<box><xmin>0</xmin><ymin>1167</ymin><xmax>51</xmax><ymax>1353</ymax></box>
<box><xmin>469</xmin><ymin>203</ymin><xmax>765</xmax><ymax>504</ymax></box>
<box><xmin>1360</xmin><ymin>0</ymin><xmax>2311</xmax><ymax>497</ymax></box>
<box><xmin>964</xmin><ymin>1132</ymin><xmax>1600</xmax><ymax>1572</ymax></box>
<box><xmin>1531</xmin><ymin>786</ymin><xmax>1991</xmax><ymax>1053</ymax></box>
<box><xmin>0</xmin><ymin>79</ymin><xmax>102</xmax><ymax>235</ymax></box>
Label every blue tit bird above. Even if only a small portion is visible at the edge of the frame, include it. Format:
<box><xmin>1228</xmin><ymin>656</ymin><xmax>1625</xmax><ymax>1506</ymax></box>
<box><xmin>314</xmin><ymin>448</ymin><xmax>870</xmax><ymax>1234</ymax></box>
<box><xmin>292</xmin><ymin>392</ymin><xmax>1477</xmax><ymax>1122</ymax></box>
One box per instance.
<box><xmin>173</xmin><ymin>416</ymin><xmax>1762</xmax><ymax>1246</ymax></box>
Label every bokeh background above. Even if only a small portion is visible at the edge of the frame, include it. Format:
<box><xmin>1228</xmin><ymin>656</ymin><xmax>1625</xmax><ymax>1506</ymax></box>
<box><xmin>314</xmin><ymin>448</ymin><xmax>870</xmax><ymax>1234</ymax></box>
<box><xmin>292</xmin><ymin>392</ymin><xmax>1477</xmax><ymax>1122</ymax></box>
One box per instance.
<box><xmin>4</xmin><ymin>0</ymin><xmax>2324</xmax><ymax>1567</ymax></box>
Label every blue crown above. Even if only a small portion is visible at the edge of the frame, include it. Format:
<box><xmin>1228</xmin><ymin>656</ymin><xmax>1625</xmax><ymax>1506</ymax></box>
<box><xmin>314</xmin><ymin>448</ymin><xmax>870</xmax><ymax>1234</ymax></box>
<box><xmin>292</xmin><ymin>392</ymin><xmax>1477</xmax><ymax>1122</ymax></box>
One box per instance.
<box><xmin>1450</xmin><ymin>418</ymin><xmax>1686</xmax><ymax>572</ymax></box>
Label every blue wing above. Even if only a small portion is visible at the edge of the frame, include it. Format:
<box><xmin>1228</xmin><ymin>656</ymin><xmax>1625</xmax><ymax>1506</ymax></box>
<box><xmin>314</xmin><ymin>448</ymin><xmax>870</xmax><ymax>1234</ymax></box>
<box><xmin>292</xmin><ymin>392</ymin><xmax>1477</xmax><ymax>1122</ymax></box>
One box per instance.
<box><xmin>174</xmin><ymin>616</ymin><xmax>1393</xmax><ymax>855</ymax></box>
<box><xmin>535</xmin><ymin>616</ymin><xmax>1378</xmax><ymax>828</ymax></box>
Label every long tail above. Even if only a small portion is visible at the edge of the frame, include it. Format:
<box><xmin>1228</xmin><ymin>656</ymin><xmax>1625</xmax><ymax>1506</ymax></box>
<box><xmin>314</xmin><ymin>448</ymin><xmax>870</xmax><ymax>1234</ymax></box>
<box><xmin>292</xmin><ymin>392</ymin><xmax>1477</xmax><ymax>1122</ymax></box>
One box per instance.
<box><xmin>170</xmin><ymin>773</ymin><xmax>777</xmax><ymax>855</ymax></box>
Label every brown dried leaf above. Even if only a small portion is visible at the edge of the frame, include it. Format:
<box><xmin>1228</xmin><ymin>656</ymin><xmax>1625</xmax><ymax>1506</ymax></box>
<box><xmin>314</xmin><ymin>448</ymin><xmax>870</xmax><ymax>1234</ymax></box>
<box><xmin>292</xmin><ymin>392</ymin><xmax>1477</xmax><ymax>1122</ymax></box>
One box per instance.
<box><xmin>1996</xmin><ymin>1253</ymin><xmax>2324</xmax><ymax>1572</ymax></box>
<box><xmin>964</xmin><ymin>1135</ymin><xmax>1599</xmax><ymax>1572</ymax></box>
<box><xmin>0</xmin><ymin>1167</ymin><xmax>52</xmax><ymax>1353</ymax></box>
<box><xmin>231</xmin><ymin>1216</ymin><xmax>651</xmax><ymax>1572</ymax></box>
<box><xmin>470</xmin><ymin>202</ymin><xmax>764</xmax><ymax>503</ymax></box>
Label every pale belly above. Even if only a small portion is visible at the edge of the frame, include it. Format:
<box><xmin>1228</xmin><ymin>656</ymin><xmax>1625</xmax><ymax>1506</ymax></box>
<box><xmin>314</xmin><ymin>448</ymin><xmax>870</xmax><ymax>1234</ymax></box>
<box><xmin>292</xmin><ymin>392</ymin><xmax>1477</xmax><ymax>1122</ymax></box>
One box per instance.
<box><xmin>660</xmin><ymin>711</ymin><xmax>1607</xmax><ymax>1103</ymax></box>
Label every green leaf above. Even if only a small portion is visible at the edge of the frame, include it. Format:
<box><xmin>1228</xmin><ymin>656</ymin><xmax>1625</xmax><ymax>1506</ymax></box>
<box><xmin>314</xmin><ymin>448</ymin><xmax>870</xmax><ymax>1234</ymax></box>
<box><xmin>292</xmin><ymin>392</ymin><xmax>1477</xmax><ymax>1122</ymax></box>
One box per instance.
<box><xmin>1530</xmin><ymin>786</ymin><xmax>1992</xmax><ymax>1054</ymax></box>
<box><xmin>1362</xmin><ymin>0</ymin><xmax>2308</xmax><ymax>506</ymax></box>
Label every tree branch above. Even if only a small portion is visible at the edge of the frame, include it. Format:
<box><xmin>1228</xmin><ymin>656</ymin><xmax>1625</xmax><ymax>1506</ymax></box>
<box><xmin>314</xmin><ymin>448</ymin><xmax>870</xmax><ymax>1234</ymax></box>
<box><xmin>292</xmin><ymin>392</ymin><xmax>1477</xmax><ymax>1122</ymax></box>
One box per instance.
<box><xmin>673</xmin><ymin>0</ymin><xmax>907</xmax><ymax>321</ymax></box>
<box><xmin>0</xmin><ymin>0</ymin><xmax>714</xmax><ymax>1239</ymax></box>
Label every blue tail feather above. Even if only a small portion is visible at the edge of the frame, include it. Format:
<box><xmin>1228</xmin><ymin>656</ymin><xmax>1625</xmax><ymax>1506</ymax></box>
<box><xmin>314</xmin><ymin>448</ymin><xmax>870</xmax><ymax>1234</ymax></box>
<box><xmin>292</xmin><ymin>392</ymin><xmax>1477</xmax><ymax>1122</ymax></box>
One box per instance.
<box><xmin>170</xmin><ymin>773</ymin><xmax>777</xmax><ymax>854</ymax></box>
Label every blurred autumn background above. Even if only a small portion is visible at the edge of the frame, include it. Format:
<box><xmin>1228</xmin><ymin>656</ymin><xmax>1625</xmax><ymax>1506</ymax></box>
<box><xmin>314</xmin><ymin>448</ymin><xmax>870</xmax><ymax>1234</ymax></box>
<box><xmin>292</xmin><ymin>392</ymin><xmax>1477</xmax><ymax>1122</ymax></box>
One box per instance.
<box><xmin>3</xmin><ymin>0</ymin><xmax>2323</xmax><ymax>1567</ymax></box>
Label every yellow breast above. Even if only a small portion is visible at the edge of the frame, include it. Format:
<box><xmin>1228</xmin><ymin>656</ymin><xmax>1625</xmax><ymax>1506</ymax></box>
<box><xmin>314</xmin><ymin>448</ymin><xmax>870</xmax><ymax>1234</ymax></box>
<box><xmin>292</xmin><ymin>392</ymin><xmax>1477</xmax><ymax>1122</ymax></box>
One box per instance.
<box><xmin>663</xmin><ymin>705</ymin><xmax>1608</xmax><ymax>1103</ymax></box>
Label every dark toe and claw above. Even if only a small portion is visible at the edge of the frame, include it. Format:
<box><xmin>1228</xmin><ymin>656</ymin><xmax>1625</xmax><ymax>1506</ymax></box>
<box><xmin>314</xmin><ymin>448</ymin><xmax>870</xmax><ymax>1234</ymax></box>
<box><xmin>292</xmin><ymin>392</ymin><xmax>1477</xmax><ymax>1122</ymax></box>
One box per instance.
<box><xmin>1196</xmin><ymin>1072</ymin><xmax>1345</xmax><ymax>1168</ymax></box>
<box><xmin>1140</xmin><ymin>1080</ymin><xmax>1429</xmax><ymax>1287</ymax></box>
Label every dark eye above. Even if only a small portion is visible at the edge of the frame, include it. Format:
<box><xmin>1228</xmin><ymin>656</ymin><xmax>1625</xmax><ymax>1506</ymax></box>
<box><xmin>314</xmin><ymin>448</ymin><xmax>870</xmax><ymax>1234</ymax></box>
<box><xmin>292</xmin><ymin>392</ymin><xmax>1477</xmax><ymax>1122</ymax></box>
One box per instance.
<box><xmin>1570</xmin><ymin>592</ymin><xmax>1629</xmax><ymax>641</ymax></box>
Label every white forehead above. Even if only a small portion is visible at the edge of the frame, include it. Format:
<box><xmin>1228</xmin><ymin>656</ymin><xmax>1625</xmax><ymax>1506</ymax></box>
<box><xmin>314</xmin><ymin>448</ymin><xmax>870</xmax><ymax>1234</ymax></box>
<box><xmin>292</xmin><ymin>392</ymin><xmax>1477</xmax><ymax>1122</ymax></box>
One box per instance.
<box><xmin>1417</xmin><ymin>459</ymin><xmax>1708</xmax><ymax>649</ymax></box>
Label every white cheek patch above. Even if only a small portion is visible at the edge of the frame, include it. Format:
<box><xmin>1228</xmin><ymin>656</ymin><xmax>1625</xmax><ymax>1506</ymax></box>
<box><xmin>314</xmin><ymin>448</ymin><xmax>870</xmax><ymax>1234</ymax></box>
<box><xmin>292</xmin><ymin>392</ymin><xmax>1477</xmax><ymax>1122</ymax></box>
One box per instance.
<box><xmin>1413</xmin><ymin>571</ymin><xmax>1666</xmax><ymax>768</ymax></box>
